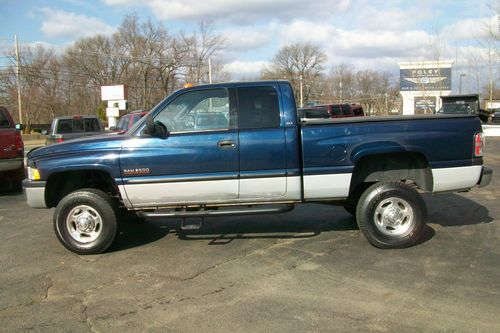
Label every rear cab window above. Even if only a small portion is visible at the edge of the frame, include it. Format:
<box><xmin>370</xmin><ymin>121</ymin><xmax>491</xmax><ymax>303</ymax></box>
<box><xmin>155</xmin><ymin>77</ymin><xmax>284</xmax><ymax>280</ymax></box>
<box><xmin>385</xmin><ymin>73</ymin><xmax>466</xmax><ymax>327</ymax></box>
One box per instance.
<box><xmin>56</xmin><ymin>117</ymin><xmax>101</xmax><ymax>134</ymax></box>
<box><xmin>84</xmin><ymin>117</ymin><xmax>101</xmax><ymax>132</ymax></box>
<box><xmin>237</xmin><ymin>86</ymin><xmax>280</xmax><ymax>129</ymax></box>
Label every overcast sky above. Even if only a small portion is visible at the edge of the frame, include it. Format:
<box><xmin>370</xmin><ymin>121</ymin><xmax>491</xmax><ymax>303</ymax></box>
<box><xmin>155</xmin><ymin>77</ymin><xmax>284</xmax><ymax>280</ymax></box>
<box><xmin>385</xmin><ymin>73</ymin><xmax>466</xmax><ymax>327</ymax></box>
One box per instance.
<box><xmin>0</xmin><ymin>0</ymin><xmax>498</xmax><ymax>89</ymax></box>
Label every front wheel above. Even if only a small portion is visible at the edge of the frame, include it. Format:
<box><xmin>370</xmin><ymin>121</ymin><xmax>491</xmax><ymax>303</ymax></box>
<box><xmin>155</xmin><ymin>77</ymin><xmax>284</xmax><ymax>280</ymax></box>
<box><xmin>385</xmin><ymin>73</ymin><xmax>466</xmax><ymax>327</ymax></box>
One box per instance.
<box><xmin>356</xmin><ymin>182</ymin><xmax>426</xmax><ymax>249</ymax></box>
<box><xmin>54</xmin><ymin>188</ymin><xmax>117</xmax><ymax>254</ymax></box>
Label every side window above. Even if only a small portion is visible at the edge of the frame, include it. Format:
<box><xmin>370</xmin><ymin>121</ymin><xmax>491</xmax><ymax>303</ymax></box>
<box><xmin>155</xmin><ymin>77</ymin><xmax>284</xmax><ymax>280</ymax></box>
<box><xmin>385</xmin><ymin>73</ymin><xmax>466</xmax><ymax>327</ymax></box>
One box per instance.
<box><xmin>154</xmin><ymin>89</ymin><xmax>230</xmax><ymax>133</ymax></box>
<box><xmin>342</xmin><ymin>104</ymin><xmax>352</xmax><ymax>115</ymax></box>
<box><xmin>331</xmin><ymin>105</ymin><xmax>342</xmax><ymax>115</ymax></box>
<box><xmin>238</xmin><ymin>86</ymin><xmax>280</xmax><ymax>129</ymax></box>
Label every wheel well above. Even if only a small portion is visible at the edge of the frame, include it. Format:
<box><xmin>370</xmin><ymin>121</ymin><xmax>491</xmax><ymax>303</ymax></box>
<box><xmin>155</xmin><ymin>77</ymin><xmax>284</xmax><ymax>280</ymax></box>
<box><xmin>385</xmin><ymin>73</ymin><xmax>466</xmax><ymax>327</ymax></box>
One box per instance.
<box><xmin>45</xmin><ymin>170</ymin><xmax>118</xmax><ymax>208</ymax></box>
<box><xmin>350</xmin><ymin>152</ymin><xmax>433</xmax><ymax>194</ymax></box>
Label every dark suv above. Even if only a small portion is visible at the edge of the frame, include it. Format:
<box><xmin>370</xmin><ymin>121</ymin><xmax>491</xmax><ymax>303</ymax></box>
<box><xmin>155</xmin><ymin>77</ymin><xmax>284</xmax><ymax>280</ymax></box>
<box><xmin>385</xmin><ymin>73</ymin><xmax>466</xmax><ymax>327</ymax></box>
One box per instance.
<box><xmin>46</xmin><ymin>116</ymin><xmax>104</xmax><ymax>144</ymax></box>
<box><xmin>0</xmin><ymin>106</ymin><xmax>24</xmax><ymax>190</ymax></box>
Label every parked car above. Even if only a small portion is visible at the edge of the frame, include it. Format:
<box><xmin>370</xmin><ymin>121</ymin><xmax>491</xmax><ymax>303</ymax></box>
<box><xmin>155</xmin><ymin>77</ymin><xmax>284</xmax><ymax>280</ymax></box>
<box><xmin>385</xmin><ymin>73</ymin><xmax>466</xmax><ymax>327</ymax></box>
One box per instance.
<box><xmin>111</xmin><ymin>110</ymin><xmax>147</xmax><ymax>133</ymax></box>
<box><xmin>0</xmin><ymin>106</ymin><xmax>24</xmax><ymax>190</ymax></box>
<box><xmin>299</xmin><ymin>103</ymin><xmax>364</xmax><ymax>120</ymax></box>
<box><xmin>490</xmin><ymin>109</ymin><xmax>500</xmax><ymax>124</ymax></box>
<box><xmin>23</xmin><ymin>81</ymin><xmax>491</xmax><ymax>254</ymax></box>
<box><xmin>46</xmin><ymin>116</ymin><xmax>104</xmax><ymax>144</ymax></box>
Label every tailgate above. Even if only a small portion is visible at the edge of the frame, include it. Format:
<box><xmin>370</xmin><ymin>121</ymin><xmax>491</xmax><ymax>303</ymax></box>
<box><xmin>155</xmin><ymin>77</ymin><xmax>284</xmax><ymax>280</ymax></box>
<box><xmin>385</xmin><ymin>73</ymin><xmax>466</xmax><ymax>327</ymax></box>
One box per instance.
<box><xmin>0</xmin><ymin>129</ymin><xmax>16</xmax><ymax>159</ymax></box>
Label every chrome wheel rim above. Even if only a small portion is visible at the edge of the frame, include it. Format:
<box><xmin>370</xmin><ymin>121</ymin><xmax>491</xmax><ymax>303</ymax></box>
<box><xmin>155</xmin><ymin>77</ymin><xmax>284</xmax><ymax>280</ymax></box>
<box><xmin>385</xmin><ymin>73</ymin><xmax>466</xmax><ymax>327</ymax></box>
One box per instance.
<box><xmin>373</xmin><ymin>197</ymin><xmax>414</xmax><ymax>236</ymax></box>
<box><xmin>66</xmin><ymin>205</ymin><xmax>103</xmax><ymax>243</ymax></box>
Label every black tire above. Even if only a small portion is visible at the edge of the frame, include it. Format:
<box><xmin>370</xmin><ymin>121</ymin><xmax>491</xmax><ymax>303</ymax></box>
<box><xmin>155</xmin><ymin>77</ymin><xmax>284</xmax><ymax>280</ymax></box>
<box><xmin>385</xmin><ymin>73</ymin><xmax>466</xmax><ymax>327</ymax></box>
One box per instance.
<box><xmin>356</xmin><ymin>181</ymin><xmax>426</xmax><ymax>249</ymax></box>
<box><xmin>53</xmin><ymin>188</ymin><xmax>118</xmax><ymax>254</ymax></box>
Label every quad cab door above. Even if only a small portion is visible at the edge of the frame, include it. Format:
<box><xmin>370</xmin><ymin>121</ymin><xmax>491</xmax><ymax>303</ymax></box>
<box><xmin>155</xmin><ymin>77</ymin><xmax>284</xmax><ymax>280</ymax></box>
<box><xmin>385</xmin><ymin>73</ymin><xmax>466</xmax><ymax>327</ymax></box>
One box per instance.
<box><xmin>236</xmin><ymin>85</ymin><xmax>287</xmax><ymax>199</ymax></box>
<box><xmin>120</xmin><ymin>88</ymin><xmax>239</xmax><ymax>208</ymax></box>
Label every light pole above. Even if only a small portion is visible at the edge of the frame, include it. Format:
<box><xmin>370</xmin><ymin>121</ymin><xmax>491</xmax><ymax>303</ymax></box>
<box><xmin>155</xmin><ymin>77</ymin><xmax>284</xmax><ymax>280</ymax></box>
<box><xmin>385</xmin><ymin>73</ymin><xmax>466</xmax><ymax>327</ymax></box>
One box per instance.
<box><xmin>459</xmin><ymin>73</ymin><xmax>466</xmax><ymax>95</ymax></box>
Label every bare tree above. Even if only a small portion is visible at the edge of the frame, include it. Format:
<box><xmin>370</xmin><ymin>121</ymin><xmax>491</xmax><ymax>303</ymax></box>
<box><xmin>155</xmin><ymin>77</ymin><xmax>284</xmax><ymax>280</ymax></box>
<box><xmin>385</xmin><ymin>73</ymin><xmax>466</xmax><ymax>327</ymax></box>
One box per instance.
<box><xmin>182</xmin><ymin>21</ymin><xmax>226</xmax><ymax>84</ymax></box>
<box><xmin>262</xmin><ymin>43</ymin><xmax>327</xmax><ymax>106</ymax></box>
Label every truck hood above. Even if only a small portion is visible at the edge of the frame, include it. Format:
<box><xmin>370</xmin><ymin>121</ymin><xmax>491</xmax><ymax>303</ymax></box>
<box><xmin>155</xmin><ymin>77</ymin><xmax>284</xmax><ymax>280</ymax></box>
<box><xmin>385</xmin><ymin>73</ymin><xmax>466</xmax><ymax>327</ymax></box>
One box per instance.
<box><xmin>28</xmin><ymin>133</ymin><xmax>129</xmax><ymax>159</ymax></box>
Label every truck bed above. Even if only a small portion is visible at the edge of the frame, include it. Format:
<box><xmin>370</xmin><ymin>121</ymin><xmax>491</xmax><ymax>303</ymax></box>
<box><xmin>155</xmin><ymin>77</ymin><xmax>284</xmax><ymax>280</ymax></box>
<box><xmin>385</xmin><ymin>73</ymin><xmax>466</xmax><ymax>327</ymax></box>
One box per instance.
<box><xmin>300</xmin><ymin>114</ymin><xmax>483</xmax><ymax>199</ymax></box>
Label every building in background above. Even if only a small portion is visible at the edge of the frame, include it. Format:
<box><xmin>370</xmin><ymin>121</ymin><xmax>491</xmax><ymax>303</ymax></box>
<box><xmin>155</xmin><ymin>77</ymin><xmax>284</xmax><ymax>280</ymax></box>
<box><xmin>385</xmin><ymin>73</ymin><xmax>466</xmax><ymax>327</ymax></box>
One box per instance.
<box><xmin>398</xmin><ymin>60</ymin><xmax>454</xmax><ymax>115</ymax></box>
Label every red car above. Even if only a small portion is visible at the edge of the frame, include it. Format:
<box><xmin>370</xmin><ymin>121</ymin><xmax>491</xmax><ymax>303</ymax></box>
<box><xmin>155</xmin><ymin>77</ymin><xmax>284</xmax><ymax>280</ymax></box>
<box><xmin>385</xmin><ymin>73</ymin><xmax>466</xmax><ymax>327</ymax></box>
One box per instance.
<box><xmin>299</xmin><ymin>103</ymin><xmax>365</xmax><ymax>119</ymax></box>
<box><xmin>0</xmin><ymin>106</ymin><xmax>24</xmax><ymax>190</ymax></box>
<box><xmin>111</xmin><ymin>110</ymin><xmax>147</xmax><ymax>133</ymax></box>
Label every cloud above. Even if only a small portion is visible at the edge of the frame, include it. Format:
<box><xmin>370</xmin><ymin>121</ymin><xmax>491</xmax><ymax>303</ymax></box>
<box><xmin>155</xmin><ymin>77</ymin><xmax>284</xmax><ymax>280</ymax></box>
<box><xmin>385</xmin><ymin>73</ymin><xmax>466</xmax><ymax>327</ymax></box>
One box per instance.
<box><xmin>441</xmin><ymin>15</ymin><xmax>499</xmax><ymax>41</ymax></box>
<box><xmin>270</xmin><ymin>20</ymin><xmax>434</xmax><ymax>60</ymax></box>
<box><xmin>224</xmin><ymin>60</ymin><xmax>271</xmax><ymax>78</ymax></box>
<box><xmin>221</xmin><ymin>27</ymin><xmax>273</xmax><ymax>52</ymax></box>
<box><xmin>39</xmin><ymin>7</ymin><xmax>115</xmax><ymax>39</ymax></box>
<box><xmin>102</xmin><ymin>0</ymin><xmax>351</xmax><ymax>23</ymax></box>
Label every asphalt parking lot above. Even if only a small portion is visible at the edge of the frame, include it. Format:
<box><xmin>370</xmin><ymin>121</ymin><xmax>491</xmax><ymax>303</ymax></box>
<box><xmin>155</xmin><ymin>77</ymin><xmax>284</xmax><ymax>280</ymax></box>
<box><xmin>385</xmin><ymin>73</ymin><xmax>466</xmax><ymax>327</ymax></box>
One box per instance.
<box><xmin>1</xmin><ymin>139</ymin><xmax>499</xmax><ymax>333</ymax></box>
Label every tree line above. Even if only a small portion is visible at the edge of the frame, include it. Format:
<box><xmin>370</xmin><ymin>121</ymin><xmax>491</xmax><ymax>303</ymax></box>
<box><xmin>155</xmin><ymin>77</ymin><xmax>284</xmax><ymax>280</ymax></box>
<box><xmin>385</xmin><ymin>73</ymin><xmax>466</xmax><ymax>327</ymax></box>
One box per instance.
<box><xmin>4</xmin><ymin>13</ymin><xmax>496</xmax><ymax>129</ymax></box>
<box><xmin>0</xmin><ymin>15</ymin><xmax>228</xmax><ymax>128</ymax></box>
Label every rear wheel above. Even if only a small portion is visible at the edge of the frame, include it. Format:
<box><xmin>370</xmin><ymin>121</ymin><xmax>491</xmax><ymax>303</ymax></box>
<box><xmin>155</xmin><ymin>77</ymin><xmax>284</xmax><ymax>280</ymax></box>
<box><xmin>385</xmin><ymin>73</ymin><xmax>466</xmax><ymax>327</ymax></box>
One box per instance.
<box><xmin>54</xmin><ymin>188</ymin><xmax>117</xmax><ymax>254</ymax></box>
<box><xmin>356</xmin><ymin>181</ymin><xmax>426</xmax><ymax>249</ymax></box>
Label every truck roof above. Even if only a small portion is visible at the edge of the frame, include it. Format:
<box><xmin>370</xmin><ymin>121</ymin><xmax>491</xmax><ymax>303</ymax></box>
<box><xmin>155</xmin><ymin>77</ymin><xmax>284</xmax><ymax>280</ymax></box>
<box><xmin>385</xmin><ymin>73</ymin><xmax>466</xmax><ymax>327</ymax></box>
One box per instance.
<box><xmin>180</xmin><ymin>80</ymin><xmax>291</xmax><ymax>92</ymax></box>
<box><xmin>441</xmin><ymin>94</ymin><xmax>479</xmax><ymax>100</ymax></box>
<box><xmin>53</xmin><ymin>115</ymin><xmax>101</xmax><ymax>120</ymax></box>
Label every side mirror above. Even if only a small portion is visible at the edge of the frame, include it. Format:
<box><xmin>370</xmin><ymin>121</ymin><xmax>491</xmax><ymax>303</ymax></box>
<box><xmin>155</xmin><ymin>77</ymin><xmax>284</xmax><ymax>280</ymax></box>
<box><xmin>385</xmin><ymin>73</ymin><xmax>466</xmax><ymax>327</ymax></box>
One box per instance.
<box><xmin>15</xmin><ymin>123</ymin><xmax>23</xmax><ymax>131</ymax></box>
<box><xmin>145</xmin><ymin>115</ymin><xmax>168</xmax><ymax>139</ymax></box>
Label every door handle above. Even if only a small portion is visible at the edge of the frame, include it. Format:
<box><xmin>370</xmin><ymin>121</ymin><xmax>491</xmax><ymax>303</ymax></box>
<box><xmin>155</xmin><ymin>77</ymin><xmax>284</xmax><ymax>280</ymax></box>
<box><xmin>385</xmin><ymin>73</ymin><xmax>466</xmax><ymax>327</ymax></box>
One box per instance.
<box><xmin>217</xmin><ymin>140</ymin><xmax>236</xmax><ymax>149</ymax></box>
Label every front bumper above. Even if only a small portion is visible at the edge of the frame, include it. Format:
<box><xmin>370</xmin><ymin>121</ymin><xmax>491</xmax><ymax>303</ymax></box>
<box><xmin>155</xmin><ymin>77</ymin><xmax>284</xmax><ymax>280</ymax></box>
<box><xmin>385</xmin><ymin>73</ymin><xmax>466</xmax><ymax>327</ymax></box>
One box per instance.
<box><xmin>477</xmin><ymin>167</ymin><xmax>492</xmax><ymax>188</ymax></box>
<box><xmin>22</xmin><ymin>179</ymin><xmax>47</xmax><ymax>208</ymax></box>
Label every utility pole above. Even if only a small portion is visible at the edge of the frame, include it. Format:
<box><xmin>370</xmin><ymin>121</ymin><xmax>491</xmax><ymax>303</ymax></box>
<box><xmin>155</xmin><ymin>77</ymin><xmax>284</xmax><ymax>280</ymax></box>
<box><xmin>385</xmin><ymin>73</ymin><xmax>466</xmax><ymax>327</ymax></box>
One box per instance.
<box><xmin>339</xmin><ymin>81</ymin><xmax>343</xmax><ymax>103</ymax></box>
<box><xmin>208</xmin><ymin>58</ymin><xmax>212</xmax><ymax>84</ymax></box>
<box><xmin>14</xmin><ymin>34</ymin><xmax>22</xmax><ymax>124</ymax></box>
<box><xmin>299</xmin><ymin>75</ymin><xmax>303</xmax><ymax>108</ymax></box>
<box><xmin>459</xmin><ymin>73</ymin><xmax>466</xmax><ymax>94</ymax></box>
<box><xmin>385</xmin><ymin>92</ymin><xmax>388</xmax><ymax>115</ymax></box>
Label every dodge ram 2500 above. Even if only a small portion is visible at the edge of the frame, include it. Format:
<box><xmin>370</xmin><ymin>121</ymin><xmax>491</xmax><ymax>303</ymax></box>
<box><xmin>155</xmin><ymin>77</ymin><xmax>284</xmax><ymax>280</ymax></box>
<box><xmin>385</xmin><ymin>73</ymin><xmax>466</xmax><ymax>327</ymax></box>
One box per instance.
<box><xmin>23</xmin><ymin>81</ymin><xmax>492</xmax><ymax>254</ymax></box>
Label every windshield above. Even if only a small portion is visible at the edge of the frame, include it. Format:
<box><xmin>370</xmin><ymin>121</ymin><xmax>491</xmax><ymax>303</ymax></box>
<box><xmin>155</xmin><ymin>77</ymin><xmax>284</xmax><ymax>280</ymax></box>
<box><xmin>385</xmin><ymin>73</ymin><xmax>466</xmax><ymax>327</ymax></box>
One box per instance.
<box><xmin>437</xmin><ymin>104</ymin><xmax>473</xmax><ymax>114</ymax></box>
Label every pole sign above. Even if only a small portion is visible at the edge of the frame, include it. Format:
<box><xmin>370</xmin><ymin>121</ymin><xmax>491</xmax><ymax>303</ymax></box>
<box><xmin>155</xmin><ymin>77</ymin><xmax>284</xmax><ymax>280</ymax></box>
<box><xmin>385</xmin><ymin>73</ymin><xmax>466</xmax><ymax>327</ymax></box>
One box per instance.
<box><xmin>400</xmin><ymin>68</ymin><xmax>451</xmax><ymax>91</ymax></box>
<box><xmin>101</xmin><ymin>85</ymin><xmax>128</xmax><ymax>101</ymax></box>
<box><xmin>414</xmin><ymin>96</ymin><xmax>437</xmax><ymax>114</ymax></box>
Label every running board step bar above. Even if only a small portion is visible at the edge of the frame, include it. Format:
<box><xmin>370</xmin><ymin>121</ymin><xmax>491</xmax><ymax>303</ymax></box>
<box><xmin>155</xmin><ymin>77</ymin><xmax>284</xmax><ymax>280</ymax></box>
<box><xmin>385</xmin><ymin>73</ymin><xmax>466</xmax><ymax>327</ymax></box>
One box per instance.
<box><xmin>138</xmin><ymin>204</ymin><xmax>294</xmax><ymax>219</ymax></box>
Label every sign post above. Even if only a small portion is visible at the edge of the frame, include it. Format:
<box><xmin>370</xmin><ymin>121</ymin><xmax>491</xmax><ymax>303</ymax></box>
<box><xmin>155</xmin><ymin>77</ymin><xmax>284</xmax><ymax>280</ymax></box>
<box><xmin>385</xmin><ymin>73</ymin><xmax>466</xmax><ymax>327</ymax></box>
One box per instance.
<box><xmin>101</xmin><ymin>85</ymin><xmax>128</xmax><ymax>129</ymax></box>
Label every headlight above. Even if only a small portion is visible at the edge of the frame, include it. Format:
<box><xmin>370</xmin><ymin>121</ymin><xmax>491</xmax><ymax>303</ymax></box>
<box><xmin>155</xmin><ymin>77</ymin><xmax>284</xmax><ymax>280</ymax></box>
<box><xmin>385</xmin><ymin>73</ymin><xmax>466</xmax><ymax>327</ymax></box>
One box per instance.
<box><xmin>27</xmin><ymin>167</ymin><xmax>41</xmax><ymax>181</ymax></box>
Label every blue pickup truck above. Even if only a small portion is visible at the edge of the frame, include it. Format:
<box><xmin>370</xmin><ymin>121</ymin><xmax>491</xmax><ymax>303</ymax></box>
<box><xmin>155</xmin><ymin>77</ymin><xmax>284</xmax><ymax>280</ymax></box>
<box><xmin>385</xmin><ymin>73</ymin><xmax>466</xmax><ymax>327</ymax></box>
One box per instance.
<box><xmin>23</xmin><ymin>81</ymin><xmax>492</xmax><ymax>254</ymax></box>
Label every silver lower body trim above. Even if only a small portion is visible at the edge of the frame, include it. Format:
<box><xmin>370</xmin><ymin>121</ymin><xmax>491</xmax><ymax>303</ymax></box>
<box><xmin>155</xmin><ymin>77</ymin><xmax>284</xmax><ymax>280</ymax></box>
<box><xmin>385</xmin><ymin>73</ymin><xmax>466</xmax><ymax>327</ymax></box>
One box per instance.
<box><xmin>432</xmin><ymin>165</ymin><xmax>482</xmax><ymax>192</ymax></box>
<box><xmin>119</xmin><ymin>176</ymin><xmax>303</xmax><ymax>209</ymax></box>
<box><xmin>303</xmin><ymin>173</ymin><xmax>352</xmax><ymax>200</ymax></box>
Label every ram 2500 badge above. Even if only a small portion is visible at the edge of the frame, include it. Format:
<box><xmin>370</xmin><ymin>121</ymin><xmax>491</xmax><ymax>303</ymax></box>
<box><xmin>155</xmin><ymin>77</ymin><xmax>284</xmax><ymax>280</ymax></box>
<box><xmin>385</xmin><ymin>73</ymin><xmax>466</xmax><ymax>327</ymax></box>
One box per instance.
<box><xmin>23</xmin><ymin>81</ymin><xmax>492</xmax><ymax>254</ymax></box>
